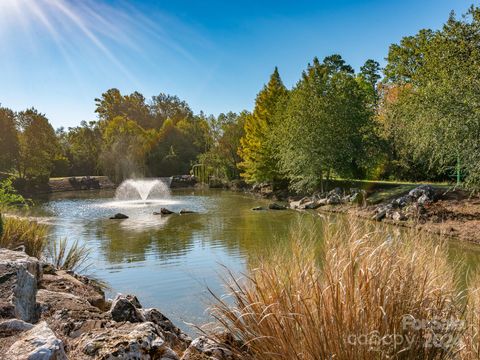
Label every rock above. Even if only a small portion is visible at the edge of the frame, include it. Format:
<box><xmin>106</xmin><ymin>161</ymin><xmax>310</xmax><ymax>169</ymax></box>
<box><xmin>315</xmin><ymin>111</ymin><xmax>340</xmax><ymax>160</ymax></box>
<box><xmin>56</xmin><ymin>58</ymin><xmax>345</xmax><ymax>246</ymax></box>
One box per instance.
<box><xmin>0</xmin><ymin>318</ymin><xmax>34</xmax><ymax>337</ymax></box>
<box><xmin>268</xmin><ymin>203</ymin><xmax>287</xmax><ymax>210</ymax></box>
<box><xmin>326</xmin><ymin>194</ymin><xmax>341</xmax><ymax>205</ymax></box>
<box><xmin>251</xmin><ymin>206</ymin><xmax>266</xmax><ymax>211</ymax></box>
<box><xmin>155</xmin><ymin>208</ymin><xmax>174</xmax><ymax>215</ymax></box>
<box><xmin>181</xmin><ymin>336</ymin><xmax>235</xmax><ymax>360</ymax></box>
<box><xmin>417</xmin><ymin>194</ymin><xmax>431</xmax><ymax>205</ymax></box>
<box><xmin>36</xmin><ymin>289</ymin><xmax>104</xmax><ymax>337</ymax></box>
<box><xmin>70</xmin><ymin>321</ymin><xmax>178</xmax><ymax>359</ymax></box>
<box><xmin>142</xmin><ymin>308</ymin><xmax>191</xmax><ymax>350</ymax></box>
<box><xmin>109</xmin><ymin>294</ymin><xmax>145</xmax><ymax>323</ymax></box>
<box><xmin>408</xmin><ymin>185</ymin><xmax>435</xmax><ymax>200</ymax></box>
<box><xmin>373</xmin><ymin>209</ymin><xmax>387</xmax><ymax>221</ymax></box>
<box><xmin>110</xmin><ymin>213</ymin><xmax>128</xmax><ymax>219</ymax></box>
<box><xmin>40</xmin><ymin>269</ymin><xmax>106</xmax><ymax>310</ymax></box>
<box><xmin>179</xmin><ymin>209</ymin><xmax>196</xmax><ymax>214</ymax></box>
<box><xmin>0</xmin><ymin>249</ymin><xmax>42</xmax><ymax>323</ymax></box>
<box><xmin>350</xmin><ymin>191</ymin><xmax>367</xmax><ymax>206</ymax></box>
<box><xmin>5</xmin><ymin>321</ymin><xmax>67</xmax><ymax>360</ymax></box>
<box><xmin>392</xmin><ymin>211</ymin><xmax>407</xmax><ymax>221</ymax></box>
<box><xmin>328</xmin><ymin>187</ymin><xmax>343</xmax><ymax>196</ymax></box>
<box><xmin>304</xmin><ymin>201</ymin><xmax>322</xmax><ymax>210</ymax></box>
<box><xmin>317</xmin><ymin>198</ymin><xmax>328</xmax><ymax>206</ymax></box>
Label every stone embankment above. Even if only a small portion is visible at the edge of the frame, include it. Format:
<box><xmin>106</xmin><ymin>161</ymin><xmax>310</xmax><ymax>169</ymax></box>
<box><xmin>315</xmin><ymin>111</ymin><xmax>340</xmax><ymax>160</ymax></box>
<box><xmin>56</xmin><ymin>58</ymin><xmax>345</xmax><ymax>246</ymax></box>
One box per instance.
<box><xmin>0</xmin><ymin>248</ymin><xmax>239</xmax><ymax>359</ymax></box>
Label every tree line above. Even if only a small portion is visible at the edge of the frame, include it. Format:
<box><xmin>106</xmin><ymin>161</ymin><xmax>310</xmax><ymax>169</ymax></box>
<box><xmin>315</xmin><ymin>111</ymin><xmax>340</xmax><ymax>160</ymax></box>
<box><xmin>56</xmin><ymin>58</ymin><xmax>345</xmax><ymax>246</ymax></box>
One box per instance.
<box><xmin>1</xmin><ymin>5</ymin><xmax>479</xmax><ymax>191</ymax></box>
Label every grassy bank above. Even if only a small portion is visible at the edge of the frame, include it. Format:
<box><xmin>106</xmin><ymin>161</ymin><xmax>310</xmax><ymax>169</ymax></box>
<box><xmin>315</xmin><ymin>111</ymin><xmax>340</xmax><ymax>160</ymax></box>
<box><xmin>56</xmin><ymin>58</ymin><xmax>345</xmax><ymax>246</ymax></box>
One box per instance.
<box><xmin>208</xmin><ymin>219</ymin><xmax>480</xmax><ymax>359</ymax></box>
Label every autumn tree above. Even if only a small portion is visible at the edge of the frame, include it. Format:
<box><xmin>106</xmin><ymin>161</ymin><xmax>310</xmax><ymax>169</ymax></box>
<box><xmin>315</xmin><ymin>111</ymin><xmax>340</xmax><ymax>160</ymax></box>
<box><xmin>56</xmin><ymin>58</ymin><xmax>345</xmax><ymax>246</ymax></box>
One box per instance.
<box><xmin>238</xmin><ymin>67</ymin><xmax>288</xmax><ymax>184</ymax></box>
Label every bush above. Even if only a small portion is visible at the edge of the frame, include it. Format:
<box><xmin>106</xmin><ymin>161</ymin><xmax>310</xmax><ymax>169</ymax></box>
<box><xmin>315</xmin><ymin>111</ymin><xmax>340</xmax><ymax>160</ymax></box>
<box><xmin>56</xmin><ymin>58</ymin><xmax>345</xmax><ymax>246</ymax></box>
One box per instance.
<box><xmin>46</xmin><ymin>238</ymin><xmax>91</xmax><ymax>273</ymax></box>
<box><xmin>0</xmin><ymin>178</ymin><xmax>28</xmax><ymax>209</ymax></box>
<box><xmin>209</xmin><ymin>219</ymin><xmax>468</xmax><ymax>360</ymax></box>
<box><xmin>0</xmin><ymin>216</ymin><xmax>48</xmax><ymax>258</ymax></box>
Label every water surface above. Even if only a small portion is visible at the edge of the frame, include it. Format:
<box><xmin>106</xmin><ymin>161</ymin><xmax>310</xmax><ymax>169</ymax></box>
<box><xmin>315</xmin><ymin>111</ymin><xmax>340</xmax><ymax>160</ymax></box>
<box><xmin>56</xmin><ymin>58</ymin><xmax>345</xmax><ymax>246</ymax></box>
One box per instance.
<box><xmin>30</xmin><ymin>189</ymin><xmax>480</xmax><ymax>334</ymax></box>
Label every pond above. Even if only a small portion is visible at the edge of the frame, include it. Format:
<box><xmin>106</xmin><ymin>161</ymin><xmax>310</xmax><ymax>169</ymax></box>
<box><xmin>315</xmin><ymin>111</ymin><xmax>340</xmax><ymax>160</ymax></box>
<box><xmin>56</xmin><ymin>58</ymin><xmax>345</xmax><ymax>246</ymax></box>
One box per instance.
<box><xmin>29</xmin><ymin>187</ymin><xmax>480</xmax><ymax>335</ymax></box>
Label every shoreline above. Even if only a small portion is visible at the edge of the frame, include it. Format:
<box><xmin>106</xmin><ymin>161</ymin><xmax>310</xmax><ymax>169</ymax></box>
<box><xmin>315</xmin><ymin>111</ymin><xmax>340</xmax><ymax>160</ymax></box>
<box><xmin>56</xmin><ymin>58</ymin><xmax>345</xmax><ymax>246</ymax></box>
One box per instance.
<box><xmin>0</xmin><ymin>248</ymin><xmax>235</xmax><ymax>359</ymax></box>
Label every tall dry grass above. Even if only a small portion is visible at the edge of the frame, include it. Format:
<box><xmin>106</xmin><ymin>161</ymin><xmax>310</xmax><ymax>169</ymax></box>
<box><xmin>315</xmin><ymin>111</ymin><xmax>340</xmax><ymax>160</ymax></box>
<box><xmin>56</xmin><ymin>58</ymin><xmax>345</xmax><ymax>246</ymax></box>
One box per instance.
<box><xmin>0</xmin><ymin>216</ymin><xmax>48</xmax><ymax>258</ymax></box>
<box><xmin>209</xmin><ymin>219</ymin><xmax>473</xmax><ymax>360</ymax></box>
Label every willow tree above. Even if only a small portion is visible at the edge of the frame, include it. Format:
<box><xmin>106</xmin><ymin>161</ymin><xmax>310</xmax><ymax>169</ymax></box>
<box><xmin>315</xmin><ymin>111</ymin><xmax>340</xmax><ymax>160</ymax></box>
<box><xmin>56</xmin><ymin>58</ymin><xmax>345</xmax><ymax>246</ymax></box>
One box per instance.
<box><xmin>383</xmin><ymin>6</ymin><xmax>480</xmax><ymax>187</ymax></box>
<box><xmin>238</xmin><ymin>67</ymin><xmax>288</xmax><ymax>184</ymax></box>
<box><xmin>277</xmin><ymin>56</ymin><xmax>373</xmax><ymax>192</ymax></box>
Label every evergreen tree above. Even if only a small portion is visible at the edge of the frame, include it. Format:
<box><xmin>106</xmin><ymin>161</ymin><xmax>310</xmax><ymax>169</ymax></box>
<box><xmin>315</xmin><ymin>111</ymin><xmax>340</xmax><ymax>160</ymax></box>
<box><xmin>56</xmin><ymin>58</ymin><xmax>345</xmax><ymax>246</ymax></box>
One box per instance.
<box><xmin>238</xmin><ymin>67</ymin><xmax>288</xmax><ymax>184</ymax></box>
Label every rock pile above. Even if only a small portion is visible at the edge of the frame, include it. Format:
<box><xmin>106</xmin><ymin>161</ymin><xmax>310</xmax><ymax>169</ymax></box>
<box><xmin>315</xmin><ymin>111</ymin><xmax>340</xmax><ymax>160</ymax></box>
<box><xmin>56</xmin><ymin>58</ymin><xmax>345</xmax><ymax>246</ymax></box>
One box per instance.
<box><xmin>0</xmin><ymin>249</ymin><xmax>240</xmax><ymax>359</ymax></box>
<box><xmin>373</xmin><ymin>185</ymin><xmax>436</xmax><ymax>222</ymax></box>
<box><xmin>289</xmin><ymin>188</ymin><xmax>367</xmax><ymax>210</ymax></box>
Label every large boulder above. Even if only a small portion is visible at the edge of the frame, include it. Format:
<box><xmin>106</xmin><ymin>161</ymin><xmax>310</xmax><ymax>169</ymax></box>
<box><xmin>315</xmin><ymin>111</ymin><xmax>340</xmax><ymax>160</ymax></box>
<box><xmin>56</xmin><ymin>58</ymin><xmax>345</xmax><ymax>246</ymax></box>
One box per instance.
<box><xmin>40</xmin><ymin>269</ymin><xmax>106</xmax><ymax>310</ymax></box>
<box><xmin>36</xmin><ymin>289</ymin><xmax>105</xmax><ymax>338</ymax></box>
<box><xmin>181</xmin><ymin>336</ymin><xmax>236</xmax><ymax>360</ymax></box>
<box><xmin>0</xmin><ymin>249</ymin><xmax>42</xmax><ymax>323</ymax></box>
<box><xmin>5</xmin><ymin>321</ymin><xmax>67</xmax><ymax>360</ymax></box>
<box><xmin>70</xmin><ymin>321</ymin><xmax>179</xmax><ymax>359</ymax></box>
<box><xmin>142</xmin><ymin>308</ymin><xmax>191</xmax><ymax>350</ymax></box>
<box><xmin>109</xmin><ymin>293</ymin><xmax>145</xmax><ymax>323</ymax></box>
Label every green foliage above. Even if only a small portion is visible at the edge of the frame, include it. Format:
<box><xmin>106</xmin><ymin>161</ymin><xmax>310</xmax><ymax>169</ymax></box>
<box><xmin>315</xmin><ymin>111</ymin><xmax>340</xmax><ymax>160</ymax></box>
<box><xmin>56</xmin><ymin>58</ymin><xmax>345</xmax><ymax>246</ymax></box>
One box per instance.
<box><xmin>47</xmin><ymin>238</ymin><xmax>91</xmax><ymax>272</ymax></box>
<box><xmin>16</xmin><ymin>108</ymin><xmax>60</xmax><ymax>182</ymax></box>
<box><xmin>0</xmin><ymin>178</ymin><xmax>27</xmax><ymax>208</ymax></box>
<box><xmin>276</xmin><ymin>56</ymin><xmax>375</xmax><ymax>192</ymax></box>
<box><xmin>0</xmin><ymin>107</ymin><xmax>19</xmax><ymax>172</ymax></box>
<box><xmin>238</xmin><ymin>67</ymin><xmax>288</xmax><ymax>184</ymax></box>
<box><xmin>199</xmin><ymin>111</ymin><xmax>246</xmax><ymax>180</ymax></box>
<box><xmin>0</xmin><ymin>217</ymin><xmax>48</xmax><ymax>258</ymax></box>
<box><xmin>382</xmin><ymin>6</ymin><xmax>480</xmax><ymax>187</ymax></box>
<box><xmin>99</xmin><ymin>116</ymin><xmax>149</xmax><ymax>183</ymax></box>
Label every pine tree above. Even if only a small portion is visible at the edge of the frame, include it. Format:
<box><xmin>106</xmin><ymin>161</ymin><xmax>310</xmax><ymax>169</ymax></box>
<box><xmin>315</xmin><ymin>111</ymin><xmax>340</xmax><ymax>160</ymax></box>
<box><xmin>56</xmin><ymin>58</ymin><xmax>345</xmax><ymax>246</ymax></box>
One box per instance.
<box><xmin>238</xmin><ymin>67</ymin><xmax>288</xmax><ymax>184</ymax></box>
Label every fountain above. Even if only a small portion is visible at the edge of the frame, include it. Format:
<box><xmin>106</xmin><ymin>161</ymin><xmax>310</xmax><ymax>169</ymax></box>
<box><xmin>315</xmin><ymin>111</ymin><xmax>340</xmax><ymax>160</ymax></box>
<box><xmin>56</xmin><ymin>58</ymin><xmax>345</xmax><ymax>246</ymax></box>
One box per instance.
<box><xmin>115</xmin><ymin>179</ymin><xmax>171</xmax><ymax>201</ymax></box>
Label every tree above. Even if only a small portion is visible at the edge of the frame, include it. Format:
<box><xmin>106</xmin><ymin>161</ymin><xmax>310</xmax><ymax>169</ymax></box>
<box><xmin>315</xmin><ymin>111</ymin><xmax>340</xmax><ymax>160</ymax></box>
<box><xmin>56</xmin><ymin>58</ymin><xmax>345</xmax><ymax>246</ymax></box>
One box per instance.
<box><xmin>277</xmin><ymin>56</ymin><xmax>373</xmax><ymax>192</ymax></box>
<box><xmin>359</xmin><ymin>59</ymin><xmax>382</xmax><ymax>107</ymax></box>
<box><xmin>0</xmin><ymin>107</ymin><xmax>19</xmax><ymax>172</ymax></box>
<box><xmin>66</xmin><ymin>121</ymin><xmax>102</xmax><ymax>175</ymax></box>
<box><xmin>16</xmin><ymin>108</ymin><xmax>59</xmax><ymax>182</ymax></box>
<box><xmin>150</xmin><ymin>93</ymin><xmax>193</xmax><ymax>128</ymax></box>
<box><xmin>238</xmin><ymin>67</ymin><xmax>288</xmax><ymax>184</ymax></box>
<box><xmin>99</xmin><ymin>116</ymin><xmax>149</xmax><ymax>182</ymax></box>
<box><xmin>382</xmin><ymin>6</ymin><xmax>480</xmax><ymax>186</ymax></box>
<box><xmin>95</xmin><ymin>88</ymin><xmax>152</xmax><ymax>129</ymax></box>
<box><xmin>199</xmin><ymin>111</ymin><xmax>247</xmax><ymax>180</ymax></box>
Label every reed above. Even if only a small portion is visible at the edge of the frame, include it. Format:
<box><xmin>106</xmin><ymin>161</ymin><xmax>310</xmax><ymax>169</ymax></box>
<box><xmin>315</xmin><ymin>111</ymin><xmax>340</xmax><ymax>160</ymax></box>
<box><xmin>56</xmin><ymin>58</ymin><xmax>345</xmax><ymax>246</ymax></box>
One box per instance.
<box><xmin>208</xmin><ymin>219</ymin><xmax>468</xmax><ymax>360</ymax></box>
<box><xmin>0</xmin><ymin>216</ymin><xmax>48</xmax><ymax>258</ymax></box>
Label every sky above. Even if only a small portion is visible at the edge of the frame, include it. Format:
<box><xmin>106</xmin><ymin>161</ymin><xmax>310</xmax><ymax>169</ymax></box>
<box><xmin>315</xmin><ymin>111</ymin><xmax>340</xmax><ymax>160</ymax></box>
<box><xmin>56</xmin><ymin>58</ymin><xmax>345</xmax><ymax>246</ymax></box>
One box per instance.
<box><xmin>0</xmin><ymin>0</ymin><xmax>474</xmax><ymax>129</ymax></box>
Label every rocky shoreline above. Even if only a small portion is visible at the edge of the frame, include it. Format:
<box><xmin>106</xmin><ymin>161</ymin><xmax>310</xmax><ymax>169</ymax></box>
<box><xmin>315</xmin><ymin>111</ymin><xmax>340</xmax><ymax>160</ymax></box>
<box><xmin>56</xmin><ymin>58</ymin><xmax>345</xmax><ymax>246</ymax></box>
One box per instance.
<box><xmin>245</xmin><ymin>182</ymin><xmax>480</xmax><ymax>244</ymax></box>
<box><xmin>0</xmin><ymin>248</ymin><xmax>238</xmax><ymax>359</ymax></box>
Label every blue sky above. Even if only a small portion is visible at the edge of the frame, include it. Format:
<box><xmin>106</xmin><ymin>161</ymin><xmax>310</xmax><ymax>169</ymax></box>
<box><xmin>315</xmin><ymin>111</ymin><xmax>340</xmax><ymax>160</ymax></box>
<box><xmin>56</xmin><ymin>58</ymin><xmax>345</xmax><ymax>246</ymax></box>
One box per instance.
<box><xmin>0</xmin><ymin>0</ymin><xmax>474</xmax><ymax>129</ymax></box>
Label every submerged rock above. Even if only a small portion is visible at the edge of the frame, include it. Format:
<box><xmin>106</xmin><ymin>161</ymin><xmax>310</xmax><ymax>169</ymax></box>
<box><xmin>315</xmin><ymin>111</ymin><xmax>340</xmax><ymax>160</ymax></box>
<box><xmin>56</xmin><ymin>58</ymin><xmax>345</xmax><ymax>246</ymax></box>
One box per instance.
<box><xmin>251</xmin><ymin>206</ymin><xmax>266</xmax><ymax>211</ymax></box>
<box><xmin>179</xmin><ymin>209</ymin><xmax>196</xmax><ymax>214</ymax></box>
<box><xmin>268</xmin><ymin>203</ymin><xmax>287</xmax><ymax>210</ymax></box>
<box><xmin>110</xmin><ymin>213</ymin><xmax>128</xmax><ymax>219</ymax></box>
<box><xmin>0</xmin><ymin>249</ymin><xmax>41</xmax><ymax>323</ymax></box>
<box><xmin>154</xmin><ymin>208</ymin><xmax>175</xmax><ymax>215</ymax></box>
<box><xmin>6</xmin><ymin>321</ymin><xmax>67</xmax><ymax>360</ymax></box>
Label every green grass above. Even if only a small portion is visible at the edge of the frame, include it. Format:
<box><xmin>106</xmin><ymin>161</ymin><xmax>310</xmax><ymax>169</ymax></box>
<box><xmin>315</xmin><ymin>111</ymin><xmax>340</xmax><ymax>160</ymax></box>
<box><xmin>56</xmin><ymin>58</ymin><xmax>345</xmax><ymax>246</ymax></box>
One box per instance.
<box><xmin>0</xmin><ymin>216</ymin><xmax>49</xmax><ymax>258</ymax></box>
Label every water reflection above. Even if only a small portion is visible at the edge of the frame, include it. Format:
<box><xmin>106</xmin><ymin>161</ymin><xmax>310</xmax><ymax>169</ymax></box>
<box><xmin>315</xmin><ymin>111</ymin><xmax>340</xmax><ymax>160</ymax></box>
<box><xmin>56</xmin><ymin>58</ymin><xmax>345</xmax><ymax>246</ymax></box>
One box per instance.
<box><xmin>31</xmin><ymin>189</ymin><xmax>480</xmax><ymax>335</ymax></box>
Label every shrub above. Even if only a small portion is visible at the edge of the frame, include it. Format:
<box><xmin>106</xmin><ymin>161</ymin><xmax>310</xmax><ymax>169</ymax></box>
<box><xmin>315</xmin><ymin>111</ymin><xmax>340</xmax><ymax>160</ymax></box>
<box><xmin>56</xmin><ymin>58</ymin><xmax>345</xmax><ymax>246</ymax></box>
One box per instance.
<box><xmin>209</xmin><ymin>219</ymin><xmax>467</xmax><ymax>360</ymax></box>
<box><xmin>0</xmin><ymin>178</ymin><xmax>28</xmax><ymax>209</ymax></box>
<box><xmin>0</xmin><ymin>216</ymin><xmax>48</xmax><ymax>258</ymax></box>
<box><xmin>46</xmin><ymin>237</ymin><xmax>91</xmax><ymax>273</ymax></box>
